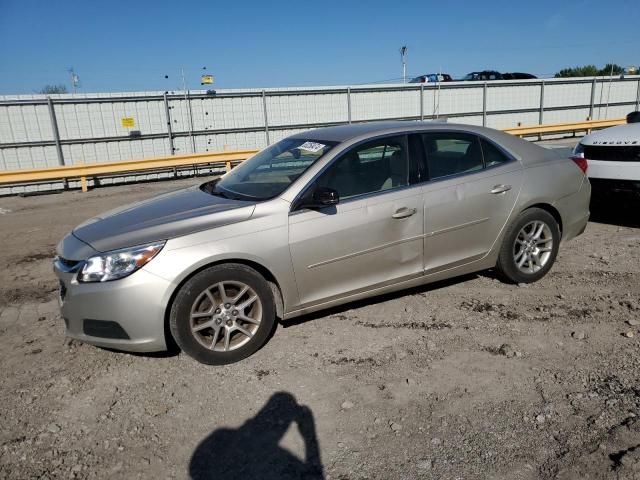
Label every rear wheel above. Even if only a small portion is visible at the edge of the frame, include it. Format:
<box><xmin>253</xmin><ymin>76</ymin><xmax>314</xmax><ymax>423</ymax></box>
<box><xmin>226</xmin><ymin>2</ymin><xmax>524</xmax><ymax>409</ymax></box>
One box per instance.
<box><xmin>496</xmin><ymin>208</ymin><xmax>560</xmax><ymax>284</ymax></box>
<box><xmin>169</xmin><ymin>264</ymin><xmax>276</xmax><ymax>365</ymax></box>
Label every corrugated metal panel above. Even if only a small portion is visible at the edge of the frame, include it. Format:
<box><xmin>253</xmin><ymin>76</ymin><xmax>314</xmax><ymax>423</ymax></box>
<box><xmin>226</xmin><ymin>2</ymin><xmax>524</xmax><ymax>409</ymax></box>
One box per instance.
<box><xmin>544</xmin><ymin>82</ymin><xmax>592</xmax><ymax>108</ymax></box>
<box><xmin>540</xmin><ymin>108</ymin><xmax>591</xmax><ymax>124</ymax></box>
<box><xmin>267</xmin><ymin>93</ymin><xmax>348</xmax><ymax>125</ymax></box>
<box><xmin>486</xmin><ymin>111</ymin><xmax>540</xmax><ymax>130</ymax></box>
<box><xmin>351</xmin><ymin>89</ymin><xmax>420</xmax><ymax>121</ymax></box>
<box><xmin>487</xmin><ymin>84</ymin><xmax>541</xmax><ymax>111</ymax></box>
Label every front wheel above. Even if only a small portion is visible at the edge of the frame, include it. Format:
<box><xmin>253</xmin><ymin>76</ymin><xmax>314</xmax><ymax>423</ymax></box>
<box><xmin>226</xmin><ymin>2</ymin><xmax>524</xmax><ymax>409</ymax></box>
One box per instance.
<box><xmin>169</xmin><ymin>264</ymin><xmax>276</xmax><ymax>365</ymax></box>
<box><xmin>496</xmin><ymin>208</ymin><xmax>560</xmax><ymax>284</ymax></box>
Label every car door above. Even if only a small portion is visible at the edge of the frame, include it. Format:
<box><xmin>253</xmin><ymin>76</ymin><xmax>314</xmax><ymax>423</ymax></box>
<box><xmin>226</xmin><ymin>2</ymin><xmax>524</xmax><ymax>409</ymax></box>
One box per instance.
<box><xmin>419</xmin><ymin>131</ymin><xmax>523</xmax><ymax>273</ymax></box>
<box><xmin>288</xmin><ymin>135</ymin><xmax>424</xmax><ymax>308</ymax></box>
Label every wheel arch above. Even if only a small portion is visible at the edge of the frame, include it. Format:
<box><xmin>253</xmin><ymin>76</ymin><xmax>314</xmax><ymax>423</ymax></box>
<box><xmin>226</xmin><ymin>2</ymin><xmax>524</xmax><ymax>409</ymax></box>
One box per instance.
<box><xmin>163</xmin><ymin>258</ymin><xmax>285</xmax><ymax>351</ymax></box>
<box><xmin>524</xmin><ymin>202</ymin><xmax>563</xmax><ymax>235</ymax></box>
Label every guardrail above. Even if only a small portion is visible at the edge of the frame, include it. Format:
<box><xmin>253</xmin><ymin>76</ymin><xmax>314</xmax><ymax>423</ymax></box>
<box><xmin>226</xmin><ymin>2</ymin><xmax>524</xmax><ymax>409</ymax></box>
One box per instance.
<box><xmin>503</xmin><ymin>117</ymin><xmax>625</xmax><ymax>137</ymax></box>
<box><xmin>0</xmin><ymin>118</ymin><xmax>627</xmax><ymax>193</ymax></box>
<box><xmin>0</xmin><ymin>149</ymin><xmax>259</xmax><ymax>192</ymax></box>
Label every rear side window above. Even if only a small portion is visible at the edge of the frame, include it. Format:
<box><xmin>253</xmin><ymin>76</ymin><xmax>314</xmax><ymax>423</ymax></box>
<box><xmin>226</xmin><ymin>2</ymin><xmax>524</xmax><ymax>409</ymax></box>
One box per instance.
<box><xmin>480</xmin><ymin>138</ymin><xmax>511</xmax><ymax>167</ymax></box>
<box><xmin>421</xmin><ymin>132</ymin><xmax>483</xmax><ymax>180</ymax></box>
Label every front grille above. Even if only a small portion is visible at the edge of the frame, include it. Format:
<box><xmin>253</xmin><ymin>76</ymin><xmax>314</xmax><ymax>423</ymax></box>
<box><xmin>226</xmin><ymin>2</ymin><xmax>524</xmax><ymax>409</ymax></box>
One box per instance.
<box><xmin>584</xmin><ymin>145</ymin><xmax>640</xmax><ymax>162</ymax></box>
<box><xmin>590</xmin><ymin>178</ymin><xmax>640</xmax><ymax>194</ymax></box>
<box><xmin>58</xmin><ymin>257</ymin><xmax>80</xmax><ymax>269</ymax></box>
<box><xmin>54</xmin><ymin>256</ymin><xmax>83</xmax><ymax>273</ymax></box>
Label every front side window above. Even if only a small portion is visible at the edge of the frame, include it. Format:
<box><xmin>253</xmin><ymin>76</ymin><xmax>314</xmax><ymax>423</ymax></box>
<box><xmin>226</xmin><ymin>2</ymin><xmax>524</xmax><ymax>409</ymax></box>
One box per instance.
<box><xmin>316</xmin><ymin>136</ymin><xmax>408</xmax><ymax>200</ymax></box>
<box><xmin>422</xmin><ymin>132</ymin><xmax>483</xmax><ymax>180</ymax></box>
<box><xmin>210</xmin><ymin>138</ymin><xmax>336</xmax><ymax>200</ymax></box>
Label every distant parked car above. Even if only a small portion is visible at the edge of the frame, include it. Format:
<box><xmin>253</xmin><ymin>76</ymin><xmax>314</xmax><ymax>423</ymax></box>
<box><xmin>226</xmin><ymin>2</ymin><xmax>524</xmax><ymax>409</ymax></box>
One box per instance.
<box><xmin>572</xmin><ymin>112</ymin><xmax>640</xmax><ymax>196</ymax></box>
<box><xmin>409</xmin><ymin>73</ymin><xmax>453</xmax><ymax>83</ymax></box>
<box><xmin>54</xmin><ymin>121</ymin><xmax>591</xmax><ymax>365</ymax></box>
<box><xmin>461</xmin><ymin>71</ymin><xmax>503</xmax><ymax>81</ymax></box>
<box><xmin>502</xmin><ymin>72</ymin><xmax>538</xmax><ymax>80</ymax></box>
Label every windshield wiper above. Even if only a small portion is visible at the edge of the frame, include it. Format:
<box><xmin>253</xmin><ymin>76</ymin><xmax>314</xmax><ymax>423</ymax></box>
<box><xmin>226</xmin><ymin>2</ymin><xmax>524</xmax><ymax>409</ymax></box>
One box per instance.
<box><xmin>202</xmin><ymin>181</ymin><xmax>235</xmax><ymax>199</ymax></box>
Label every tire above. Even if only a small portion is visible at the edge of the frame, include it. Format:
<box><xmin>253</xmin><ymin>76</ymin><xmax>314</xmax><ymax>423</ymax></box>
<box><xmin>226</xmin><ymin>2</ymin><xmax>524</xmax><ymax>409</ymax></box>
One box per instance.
<box><xmin>496</xmin><ymin>208</ymin><xmax>560</xmax><ymax>284</ymax></box>
<box><xmin>169</xmin><ymin>264</ymin><xmax>276</xmax><ymax>365</ymax></box>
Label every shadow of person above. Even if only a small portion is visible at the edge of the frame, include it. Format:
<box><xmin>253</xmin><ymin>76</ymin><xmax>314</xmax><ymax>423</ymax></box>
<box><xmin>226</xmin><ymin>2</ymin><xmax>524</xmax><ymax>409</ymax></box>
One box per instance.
<box><xmin>189</xmin><ymin>391</ymin><xmax>324</xmax><ymax>480</ymax></box>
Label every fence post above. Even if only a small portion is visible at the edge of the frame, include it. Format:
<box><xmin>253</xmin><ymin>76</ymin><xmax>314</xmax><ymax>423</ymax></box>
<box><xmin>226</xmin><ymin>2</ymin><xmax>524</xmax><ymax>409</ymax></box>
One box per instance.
<box><xmin>46</xmin><ymin>97</ymin><xmax>64</xmax><ymax>166</ymax></box>
<box><xmin>347</xmin><ymin>87</ymin><xmax>352</xmax><ymax>124</ymax></box>
<box><xmin>420</xmin><ymin>84</ymin><xmax>424</xmax><ymax>120</ymax></box>
<box><xmin>538</xmin><ymin>80</ymin><xmax>545</xmax><ymax>141</ymax></box>
<box><xmin>482</xmin><ymin>82</ymin><xmax>488</xmax><ymax>126</ymax></box>
<box><xmin>163</xmin><ymin>92</ymin><xmax>175</xmax><ymax>155</ymax></box>
<box><xmin>538</xmin><ymin>80</ymin><xmax>545</xmax><ymax>125</ymax></box>
<box><xmin>262</xmin><ymin>90</ymin><xmax>270</xmax><ymax>145</ymax></box>
<box><xmin>46</xmin><ymin>97</ymin><xmax>68</xmax><ymax>189</ymax></box>
<box><xmin>186</xmin><ymin>90</ymin><xmax>196</xmax><ymax>153</ymax></box>
<box><xmin>589</xmin><ymin>78</ymin><xmax>597</xmax><ymax>120</ymax></box>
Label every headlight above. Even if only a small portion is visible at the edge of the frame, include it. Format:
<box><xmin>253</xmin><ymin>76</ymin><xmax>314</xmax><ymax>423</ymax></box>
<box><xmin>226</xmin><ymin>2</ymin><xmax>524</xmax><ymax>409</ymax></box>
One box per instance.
<box><xmin>78</xmin><ymin>242</ymin><xmax>165</xmax><ymax>283</ymax></box>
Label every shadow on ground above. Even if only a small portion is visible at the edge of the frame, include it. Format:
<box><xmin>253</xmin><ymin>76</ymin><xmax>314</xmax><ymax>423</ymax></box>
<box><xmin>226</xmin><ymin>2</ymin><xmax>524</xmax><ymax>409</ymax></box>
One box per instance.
<box><xmin>283</xmin><ymin>273</ymin><xmax>480</xmax><ymax>328</ymax></box>
<box><xmin>189</xmin><ymin>392</ymin><xmax>324</xmax><ymax>480</ymax></box>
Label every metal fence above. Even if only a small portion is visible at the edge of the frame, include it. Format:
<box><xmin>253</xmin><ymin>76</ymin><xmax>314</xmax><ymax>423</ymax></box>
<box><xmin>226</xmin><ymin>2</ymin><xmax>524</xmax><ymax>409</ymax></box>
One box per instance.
<box><xmin>1</xmin><ymin>76</ymin><xmax>639</xmax><ymax>194</ymax></box>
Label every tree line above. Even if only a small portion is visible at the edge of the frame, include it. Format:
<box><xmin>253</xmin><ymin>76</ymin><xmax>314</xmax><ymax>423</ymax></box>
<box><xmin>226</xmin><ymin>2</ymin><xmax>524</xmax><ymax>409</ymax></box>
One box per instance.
<box><xmin>554</xmin><ymin>64</ymin><xmax>626</xmax><ymax>78</ymax></box>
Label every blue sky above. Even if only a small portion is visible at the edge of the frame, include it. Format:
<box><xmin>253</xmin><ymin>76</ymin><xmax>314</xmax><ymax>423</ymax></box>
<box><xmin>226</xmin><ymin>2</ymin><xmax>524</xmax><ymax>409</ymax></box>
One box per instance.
<box><xmin>0</xmin><ymin>0</ymin><xmax>638</xmax><ymax>94</ymax></box>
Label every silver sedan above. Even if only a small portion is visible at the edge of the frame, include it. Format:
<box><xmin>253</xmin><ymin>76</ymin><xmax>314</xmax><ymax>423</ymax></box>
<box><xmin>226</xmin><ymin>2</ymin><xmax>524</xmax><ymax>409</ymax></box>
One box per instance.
<box><xmin>54</xmin><ymin>121</ymin><xmax>591</xmax><ymax>364</ymax></box>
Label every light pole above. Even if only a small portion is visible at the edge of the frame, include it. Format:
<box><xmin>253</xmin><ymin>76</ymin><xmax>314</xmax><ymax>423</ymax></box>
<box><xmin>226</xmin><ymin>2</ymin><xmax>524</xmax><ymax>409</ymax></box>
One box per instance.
<box><xmin>399</xmin><ymin>46</ymin><xmax>408</xmax><ymax>83</ymax></box>
<box><xmin>68</xmin><ymin>67</ymin><xmax>80</xmax><ymax>93</ymax></box>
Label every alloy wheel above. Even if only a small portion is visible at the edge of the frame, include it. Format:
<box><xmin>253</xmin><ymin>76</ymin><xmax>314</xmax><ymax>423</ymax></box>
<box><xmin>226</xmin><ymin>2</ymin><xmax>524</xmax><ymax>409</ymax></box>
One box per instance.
<box><xmin>513</xmin><ymin>220</ymin><xmax>554</xmax><ymax>274</ymax></box>
<box><xmin>189</xmin><ymin>281</ymin><xmax>263</xmax><ymax>352</ymax></box>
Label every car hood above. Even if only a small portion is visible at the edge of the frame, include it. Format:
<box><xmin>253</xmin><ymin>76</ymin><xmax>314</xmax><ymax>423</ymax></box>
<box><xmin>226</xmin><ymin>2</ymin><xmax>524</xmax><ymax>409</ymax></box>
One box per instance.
<box><xmin>72</xmin><ymin>185</ymin><xmax>256</xmax><ymax>254</ymax></box>
<box><xmin>582</xmin><ymin>123</ymin><xmax>640</xmax><ymax>146</ymax></box>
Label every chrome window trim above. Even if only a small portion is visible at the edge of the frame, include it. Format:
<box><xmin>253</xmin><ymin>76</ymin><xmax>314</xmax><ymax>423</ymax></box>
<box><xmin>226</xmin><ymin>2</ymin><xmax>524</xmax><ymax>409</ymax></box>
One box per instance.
<box><xmin>409</xmin><ymin>129</ymin><xmax>520</xmax><ymax>186</ymax></box>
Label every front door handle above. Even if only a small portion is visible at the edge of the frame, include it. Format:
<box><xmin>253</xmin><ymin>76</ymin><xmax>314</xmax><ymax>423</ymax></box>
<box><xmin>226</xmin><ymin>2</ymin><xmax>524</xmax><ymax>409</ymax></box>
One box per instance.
<box><xmin>490</xmin><ymin>184</ymin><xmax>512</xmax><ymax>194</ymax></box>
<box><xmin>392</xmin><ymin>207</ymin><xmax>417</xmax><ymax>219</ymax></box>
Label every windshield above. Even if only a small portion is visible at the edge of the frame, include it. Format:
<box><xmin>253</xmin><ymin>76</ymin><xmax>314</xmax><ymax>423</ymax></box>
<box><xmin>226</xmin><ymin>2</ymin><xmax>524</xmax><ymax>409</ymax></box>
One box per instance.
<box><xmin>210</xmin><ymin>138</ymin><xmax>337</xmax><ymax>201</ymax></box>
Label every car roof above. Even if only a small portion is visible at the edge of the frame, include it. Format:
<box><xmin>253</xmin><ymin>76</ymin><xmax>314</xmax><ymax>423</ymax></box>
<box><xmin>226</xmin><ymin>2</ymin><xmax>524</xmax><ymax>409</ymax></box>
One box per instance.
<box><xmin>290</xmin><ymin>120</ymin><xmax>489</xmax><ymax>143</ymax></box>
<box><xmin>288</xmin><ymin>120</ymin><xmax>557</xmax><ymax>166</ymax></box>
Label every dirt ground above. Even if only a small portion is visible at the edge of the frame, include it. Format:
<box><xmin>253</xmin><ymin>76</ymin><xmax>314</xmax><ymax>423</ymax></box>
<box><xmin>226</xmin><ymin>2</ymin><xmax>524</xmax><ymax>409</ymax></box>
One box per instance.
<box><xmin>0</xmin><ymin>175</ymin><xmax>639</xmax><ymax>480</ymax></box>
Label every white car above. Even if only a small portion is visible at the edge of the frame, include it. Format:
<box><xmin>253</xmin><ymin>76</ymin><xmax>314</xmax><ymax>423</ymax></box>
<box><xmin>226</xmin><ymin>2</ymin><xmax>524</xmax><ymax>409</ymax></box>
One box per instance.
<box><xmin>573</xmin><ymin>114</ymin><xmax>640</xmax><ymax>196</ymax></box>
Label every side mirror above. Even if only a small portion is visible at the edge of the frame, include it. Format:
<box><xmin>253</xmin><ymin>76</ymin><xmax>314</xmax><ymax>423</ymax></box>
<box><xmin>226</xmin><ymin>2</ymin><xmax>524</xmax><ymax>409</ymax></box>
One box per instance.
<box><xmin>313</xmin><ymin>187</ymin><xmax>339</xmax><ymax>206</ymax></box>
<box><xmin>296</xmin><ymin>186</ymin><xmax>340</xmax><ymax>210</ymax></box>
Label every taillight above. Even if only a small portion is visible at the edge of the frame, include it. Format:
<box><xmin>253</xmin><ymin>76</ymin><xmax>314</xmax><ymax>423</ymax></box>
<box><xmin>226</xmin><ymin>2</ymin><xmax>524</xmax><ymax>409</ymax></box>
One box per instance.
<box><xmin>570</xmin><ymin>142</ymin><xmax>588</xmax><ymax>174</ymax></box>
<box><xmin>571</xmin><ymin>155</ymin><xmax>588</xmax><ymax>174</ymax></box>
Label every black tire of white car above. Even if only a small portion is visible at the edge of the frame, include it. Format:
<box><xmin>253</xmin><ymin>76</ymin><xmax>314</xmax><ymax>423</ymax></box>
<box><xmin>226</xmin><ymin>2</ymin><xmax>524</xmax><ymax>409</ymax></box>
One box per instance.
<box><xmin>496</xmin><ymin>208</ymin><xmax>560</xmax><ymax>284</ymax></box>
<box><xmin>169</xmin><ymin>264</ymin><xmax>276</xmax><ymax>365</ymax></box>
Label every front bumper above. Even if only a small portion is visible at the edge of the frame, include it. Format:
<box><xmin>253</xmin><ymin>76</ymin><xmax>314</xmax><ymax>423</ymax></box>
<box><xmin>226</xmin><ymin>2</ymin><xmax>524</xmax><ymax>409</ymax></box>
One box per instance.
<box><xmin>588</xmin><ymin>160</ymin><xmax>640</xmax><ymax>182</ymax></box>
<box><xmin>54</xmin><ymin>263</ymin><xmax>173</xmax><ymax>353</ymax></box>
<box><xmin>590</xmin><ymin>178</ymin><xmax>640</xmax><ymax>195</ymax></box>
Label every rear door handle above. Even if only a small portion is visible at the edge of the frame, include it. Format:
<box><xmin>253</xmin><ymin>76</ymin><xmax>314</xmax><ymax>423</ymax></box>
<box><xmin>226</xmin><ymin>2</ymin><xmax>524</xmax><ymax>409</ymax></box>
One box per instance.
<box><xmin>392</xmin><ymin>207</ymin><xmax>417</xmax><ymax>219</ymax></box>
<box><xmin>490</xmin><ymin>184</ymin><xmax>512</xmax><ymax>194</ymax></box>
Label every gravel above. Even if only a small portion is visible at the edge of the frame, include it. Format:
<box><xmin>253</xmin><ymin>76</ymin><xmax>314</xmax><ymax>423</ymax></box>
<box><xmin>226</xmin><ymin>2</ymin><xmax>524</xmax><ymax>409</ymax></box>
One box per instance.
<box><xmin>0</xmin><ymin>179</ymin><xmax>639</xmax><ymax>479</ymax></box>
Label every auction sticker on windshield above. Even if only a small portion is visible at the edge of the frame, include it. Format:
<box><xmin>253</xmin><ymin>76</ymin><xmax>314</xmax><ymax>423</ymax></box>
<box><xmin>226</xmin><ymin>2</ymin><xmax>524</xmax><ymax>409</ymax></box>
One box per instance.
<box><xmin>297</xmin><ymin>141</ymin><xmax>326</xmax><ymax>152</ymax></box>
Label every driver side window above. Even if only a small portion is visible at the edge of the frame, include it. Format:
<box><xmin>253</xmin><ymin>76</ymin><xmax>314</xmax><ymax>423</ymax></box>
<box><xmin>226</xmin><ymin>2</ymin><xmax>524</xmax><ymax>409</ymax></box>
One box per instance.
<box><xmin>316</xmin><ymin>136</ymin><xmax>408</xmax><ymax>201</ymax></box>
